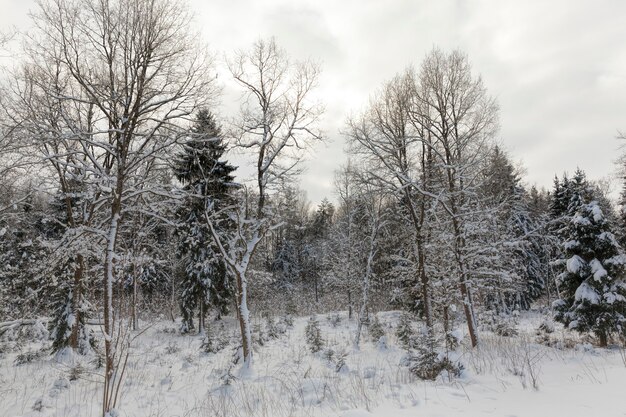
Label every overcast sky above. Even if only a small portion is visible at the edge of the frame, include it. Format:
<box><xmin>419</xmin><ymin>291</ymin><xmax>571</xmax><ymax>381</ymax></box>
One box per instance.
<box><xmin>3</xmin><ymin>0</ymin><xmax>626</xmax><ymax>205</ymax></box>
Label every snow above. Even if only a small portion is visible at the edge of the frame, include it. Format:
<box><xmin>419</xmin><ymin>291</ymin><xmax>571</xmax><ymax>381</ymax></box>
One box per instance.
<box><xmin>604</xmin><ymin>291</ymin><xmax>626</xmax><ymax>304</ymax></box>
<box><xmin>590</xmin><ymin>202</ymin><xmax>604</xmax><ymax>222</ymax></box>
<box><xmin>589</xmin><ymin>259</ymin><xmax>607</xmax><ymax>282</ymax></box>
<box><xmin>574</xmin><ymin>281</ymin><xmax>600</xmax><ymax>304</ymax></box>
<box><xmin>572</xmin><ymin>215</ymin><xmax>590</xmax><ymax>226</ymax></box>
<box><xmin>1</xmin><ymin>311</ymin><xmax>626</xmax><ymax>417</ymax></box>
<box><xmin>566</xmin><ymin>255</ymin><xmax>585</xmax><ymax>274</ymax></box>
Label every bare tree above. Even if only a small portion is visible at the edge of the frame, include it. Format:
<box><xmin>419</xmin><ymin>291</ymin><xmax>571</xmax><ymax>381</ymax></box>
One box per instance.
<box><xmin>13</xmin><ymin>0</ymin><xmax>216</xmax><ymax>414</ymax></box>
<box><xmin>205</xmin><ymin>38</ymin><xmax>323</xmax><ymax>368</ymax></box>
<box><xmin>410</xmin><ymin>49</ymin><xmax>499</xmax><ymax>347</ymax></box>
<box><xmin>346</xmin><ymin>70</ymin><xmax>434</xmax><ymax>330</ymax></box>
<box><xmin>352</xmin><ymin>175</ymin><xmax>387</xmax><ymax>349</ymax></box>
<box><xmin>347</xmin><ymin>50</ymin><xmax>498</xmax><ymax>348</ymax></box>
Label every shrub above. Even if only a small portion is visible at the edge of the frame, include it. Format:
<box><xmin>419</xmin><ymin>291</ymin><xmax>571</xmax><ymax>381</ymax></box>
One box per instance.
<box><xmin>494</xmin><ymin>320</ymin><xmax>518</xmax><ymax>337</ymax></box>
<box><xmin>369</xmin><ymin>314</ymin><xmax>385</xmax><ymax>342</ymax></box>
<box><xmin>164</xmin><ymin>342</ymin><xmax>180</xmax><ymax>355</ymax></box>
<box><xmin>201</xmin><ymin>324</ymin><xmax>228</xmax><ymax>354</ymax></box>
<box><xmin>406</xmin><ymin>330</ymin><xmax>463</xmax><ymax>380</ymax></box>
<box><xmin>537</xmin><ymin>320</ymin><xmax>555</xmax><ymax>334</ymax></box>
<box><xmin>68</xmin><ymin>364</ymin><xmax>84</xmax><ymax>381</ymax></box>
<box><xmin>327</xmin><ymin>313</ymin><xmax>342</xmax><ymax>328</ymax></box>
<box><xmin>396</xmin><ymin>312</ymin><xmax>413</xmax><ymax>349</ymax></box>
<box><xmin>14</xmin><ymin>350</ymin><xmax>46</xmax><ymax>365</ymax></box>
<box><xmin>305</xmin><ymin>316</ymin><xmax>324</xmax><ymax>353</ymax></box>
<box><xmin>266</xmin><ymin>316</ymin><xmax>281</xmax><ymax>339</ymax></box>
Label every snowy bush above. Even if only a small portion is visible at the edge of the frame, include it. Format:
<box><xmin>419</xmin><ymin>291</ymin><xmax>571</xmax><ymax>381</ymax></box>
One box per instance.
<box><xmin>323</xmin><ymin>347</ymin><xmax>348</xmax><ymax>372</ymax></box>
<box><xmin>327</xmin><ymin>313</ymin><xmax>342</xmax><ymax>327</ymax></box>
<box><xmin>334</xmin><ymin>350</ymin><xmax>348</xmax><ymax>373</ymax></box>
<box><xmin>14</xmin><ymin>349</ymin><xmax>46</xmax><ymax>365</ymax></box>
<box><xmin>253</xmin><ymin>323</ymin><xmax>266</xmax><ymax>346</ymax></box>
<box><xmin>494</xmin><ymin>320</ymin><xmax>519</xmax><ymax>337</ymax></box>
<box><xmin>537</xmin><ymin>319</ymin><xmax>555</xmax><ymax>334</ymax></box>
<box><xmin>404</xmin><ymin>327</ymin><xmax>463</xmax><ymax>380</ymax></box>
<box><xmin>68</xmin><ymin>364</ymin><xmax>84</xmax><ymax>381</ymax></box>
<box><xmin>305</xmin><ymin>316</ymin><xmax>324</xmax><ymax>353</ymax></box>
<box><xmin>407</xmin><ymin>346</ymin><xmax>462</xmax><ymax>380</ymax></box>
<box><xmin>446</xmin><ymin>329</ymin><xmax>463</xmax><ymax>350</ymax></box>
<box><xmin>368</xmin><ymin>314</ymin><xmax>385</xmax><ymax>342</ymax></box>
<box><xmin>164</xmin><ymin>342</ymin><xmax>180</xmax><ymax>355</ymax></box>
<box><xmin>280</xmin><ymin>314</ymin><xmax>294</xmax><ymax>328</ymax></box>
<box><xmin>201</xmin><ymin>324</ymin><xmax>229</xmax><ymax>354</ymax></box>
<box><xmin>266</xmin><ymin>315</ymin><xmax>282</xmax><ymax>339</ymax></box>
<box><xmin>395</xmin><ymin>312</ymin><xmax>413</xmax><ymax>349</ymax></box>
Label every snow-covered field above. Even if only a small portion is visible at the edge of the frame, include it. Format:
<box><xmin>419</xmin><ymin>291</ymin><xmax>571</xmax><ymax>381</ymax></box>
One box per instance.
<box><xmin>1</xmin><ymin>311</ymin><xmax>625</xmax><ymax>417</ymax></box>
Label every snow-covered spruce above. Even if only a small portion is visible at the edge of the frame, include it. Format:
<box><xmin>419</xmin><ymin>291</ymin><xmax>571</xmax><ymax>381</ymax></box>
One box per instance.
<box><xmin>554</xmin><ymin>201</ymin><xmax>626</xmax><ymax>346</ymax></box>
<box><xmin>174</xmin><ymin>109</ymin><xmax>237</xmax><ymax>335</ymax></box>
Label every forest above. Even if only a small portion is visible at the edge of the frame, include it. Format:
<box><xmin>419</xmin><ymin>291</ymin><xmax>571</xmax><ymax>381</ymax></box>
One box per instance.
<box><xmin>1</xmin><ymin>0</ymin><xmax>625</xmax><ymax>416</ymax></box>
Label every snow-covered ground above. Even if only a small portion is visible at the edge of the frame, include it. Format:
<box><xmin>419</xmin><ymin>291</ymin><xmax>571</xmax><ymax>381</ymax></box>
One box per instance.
<box><xmin>1</xmin><ymin>311</ymin><xmax>625</xmax><ymax>417</ymax></box>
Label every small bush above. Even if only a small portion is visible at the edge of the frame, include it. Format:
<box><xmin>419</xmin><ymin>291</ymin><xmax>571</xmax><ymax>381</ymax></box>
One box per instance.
<box><xmin>14</xmin><ymin>350</ymin><xmax>46</xmax><ymax>365</ymax></box>
<box><xmin>396</xmin><ymin>312</ymin><xmax>413</xmax><ymax>349</ymax></box>
<box><xmin>323</xmin><ymin>347</ymin><xmax>348</xmax><ymax>372</ymax></box>
<box><xmin>494</xmin><ymin>321</ymin><xmax>518</xmax><ymax>337</ymax></box>
<box><xmin>446</xmin><ymin>329</ymin><xmax>463</xmax><ymax>350</ymax></box>
<box><xmin>333</xmin><ymin>350</ymin><xmax>348</xmax><ymax>373</ymax></box>
<box><xmin>322</xmin><ymin>347</ymin><xmax>335</xmax><ymax>362</ymax></box>
<box><xmin>253</xmin><ymin>323</ymin><xmax>266</xmax><ymax>346</ymax></box>
<box><xmin>201</xmin><ymin>324</ymin><xmax>228</xmax><ymax>354</ymax></box>
<box><xmin>369</xmin><ymin>315</ymin><xmax>385</xmax><ymax>342</ymax></box>
<box><xmin>537</xmin><ymin>320</ymin><xmax>555</xmax><ymax>334</ymax></box>
<box><xmin>68</xmin><ymin>364</ymin><xmax>84</xmax><ymax>381</ymax></box>
<box><xmin>305</xmin><ymin>316</ymin><xmax>324</xmax><ymax>353</ymax></box>
<box><xmin>281</xmin><ymin>314</ymin><xmax>294</xmax><ymax>328</ymax></box>
<box><xmin>327</xmin><ymin>313</ymin><xmax>342</xmax><ymax>328</ymax></box>
<box><xmin>164</xmin><ymin>342</ymin><xmax>180</xmax><ymax>355</ymax></box>
<box><xmin>266</xmin><ymin>316</ymin><xmax>281</xmax><ymax>339</ymax></box>
<box><xmin>406</xmin><ymin>330</ymin><xmax>463</xmax><ymax>380</ymax></box>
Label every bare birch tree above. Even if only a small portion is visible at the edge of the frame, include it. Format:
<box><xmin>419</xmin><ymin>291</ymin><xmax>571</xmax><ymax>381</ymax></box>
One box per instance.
<box><xmin>205</xmin><ymin>38</ymin><xmax>323</xmax><ymax>368</ymax></box>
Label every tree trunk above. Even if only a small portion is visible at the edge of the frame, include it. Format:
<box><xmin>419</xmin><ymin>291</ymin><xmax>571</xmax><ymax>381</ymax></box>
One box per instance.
<box><xmin>348</xmin><ymin>289</ymin><xmax>353</xmax><ymax>319</ymax></box>
<box><xmin>198</xmin><ymin>296</ymin><xmax>205</xmax><ymax>335</ymax></box>
<box><xmin>355</xmin><ymin>228</ymin><xmax>377</xmax><ymax>349</ymax></box>
<box><xmin>132</xmin><ymin>263</ymin><xmax>138</xmax><ymax>331</ymax></box>
<box><xmin>451</xmin><ymin>215</ymin><xmax>479</xmax><ymax>348</ymax></box>
<box><xmin>69</xmin><ymin>255</ymin><xmax>84</xmax><ymax>350</ymax></box>
<box><xmin>415</xmin><ymin>236</ymin><xmax>432</xmax><ymax>328</ymax></box>
<box><xmin>103</xmin><ymin>208</ymin><xmax>120</xmax><ymax>416</ymax></box>
<box><xmin>235</xmin><ymin>270</ymin><xmax>252</xmax><ymax>367</ymax></box>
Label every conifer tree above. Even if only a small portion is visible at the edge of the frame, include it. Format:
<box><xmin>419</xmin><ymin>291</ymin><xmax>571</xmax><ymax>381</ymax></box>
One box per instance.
<box><xmin>175</xmin><ymin>110</ymin><xmax>237</xmax><ymax>333</ymax></box>
<box><xmin>554</xmin><ymin>201</ymin><xmax>626</xmax><ymax>346</ymax></box>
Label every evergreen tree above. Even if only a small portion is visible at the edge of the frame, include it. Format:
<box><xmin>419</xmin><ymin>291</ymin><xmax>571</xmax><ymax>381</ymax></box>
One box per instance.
<box><xmin>174</xmin><ymin>109</ymin><xmax>238</xmax><ymax>333</ymax></box>
<box><xmin>480</xmin><ymin>146</ymin><xmax>548</xmax><ymax>311</ymax></box>
<box><xmin>567</xmin><ymin>169</ymin><xmax>592</xmax><ymax>216</ymax></box>
<box><xmin>554</xmin><ymin>201</ymin><xmax>626</xmax><ymax>346</ymax></box>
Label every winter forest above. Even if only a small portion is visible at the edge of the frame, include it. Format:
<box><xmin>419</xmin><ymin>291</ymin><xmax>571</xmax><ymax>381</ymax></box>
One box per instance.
<box><xmin>1</xmin><ymin>0</ymin><xmax>626</xmax><ymax>416</ymax></box>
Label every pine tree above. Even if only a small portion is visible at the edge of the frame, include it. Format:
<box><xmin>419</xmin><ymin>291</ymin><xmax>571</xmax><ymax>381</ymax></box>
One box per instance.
<box><xmin>175</xmin><ymin>109</ymin><xmax>238</xmax><ymax>333</ymax></box>
<box><xmin>554</xmin><ymin>201</ymin><xmax>626</xmax><ymax>346</ymax></box>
